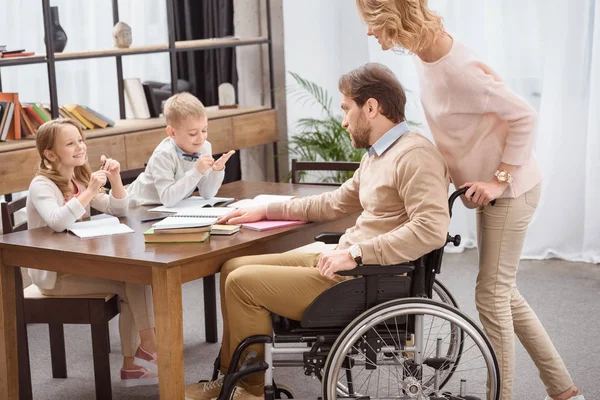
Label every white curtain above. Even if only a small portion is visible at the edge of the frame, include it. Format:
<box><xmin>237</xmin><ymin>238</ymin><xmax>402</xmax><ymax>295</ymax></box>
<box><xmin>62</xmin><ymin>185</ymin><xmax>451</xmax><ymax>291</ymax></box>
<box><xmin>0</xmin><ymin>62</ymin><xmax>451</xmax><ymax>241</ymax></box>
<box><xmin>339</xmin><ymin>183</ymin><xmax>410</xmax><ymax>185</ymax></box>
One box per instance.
<box><xmin>0</xmin><ymin>0</ymin><xmax>170</xmax><ymax>121</ymax></box>
<box><xmin>283</xmin><ymin>0</ymin><xmax>600</xmax><ymax>263</ymax></box>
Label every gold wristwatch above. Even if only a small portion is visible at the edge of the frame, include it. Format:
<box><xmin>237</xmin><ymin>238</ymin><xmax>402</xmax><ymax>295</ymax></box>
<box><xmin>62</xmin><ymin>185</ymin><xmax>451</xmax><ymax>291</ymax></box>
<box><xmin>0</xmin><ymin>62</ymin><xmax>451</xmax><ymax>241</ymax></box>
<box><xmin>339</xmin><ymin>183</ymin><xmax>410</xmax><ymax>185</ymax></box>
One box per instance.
<box><xmin>494</xmin><ymin>169</ymin><xmax>513</xmax><ymax>184</ymax></box>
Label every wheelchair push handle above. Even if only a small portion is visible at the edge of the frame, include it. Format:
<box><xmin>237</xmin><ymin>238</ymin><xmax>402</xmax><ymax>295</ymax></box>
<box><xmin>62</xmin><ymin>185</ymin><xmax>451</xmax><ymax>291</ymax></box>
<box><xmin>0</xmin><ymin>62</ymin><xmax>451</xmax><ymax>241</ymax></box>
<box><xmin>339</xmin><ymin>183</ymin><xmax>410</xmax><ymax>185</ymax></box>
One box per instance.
<box><xmin>448</xmin><ymin>186</ymin><xmax>496</xmax><ymax>218</ymax></box>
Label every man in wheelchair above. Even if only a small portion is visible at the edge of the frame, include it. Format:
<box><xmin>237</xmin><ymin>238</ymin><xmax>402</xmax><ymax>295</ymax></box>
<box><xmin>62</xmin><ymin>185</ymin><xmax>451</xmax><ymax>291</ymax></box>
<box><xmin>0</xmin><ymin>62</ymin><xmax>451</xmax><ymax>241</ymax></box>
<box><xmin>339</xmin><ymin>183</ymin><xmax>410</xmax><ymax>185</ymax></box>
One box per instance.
<box><xmin>186</xmin><ymin>63</ymin><xmax>497</xmax><ymax>400</ymax></box>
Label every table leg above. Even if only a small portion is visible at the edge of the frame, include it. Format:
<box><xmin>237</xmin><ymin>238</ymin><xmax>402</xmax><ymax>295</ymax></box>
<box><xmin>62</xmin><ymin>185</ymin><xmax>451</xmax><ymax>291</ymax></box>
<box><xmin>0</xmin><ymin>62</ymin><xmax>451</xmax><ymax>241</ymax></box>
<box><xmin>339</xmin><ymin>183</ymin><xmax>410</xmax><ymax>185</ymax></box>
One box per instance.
<box><xmin>203</xmin><ymin>275</ymin><xmax>218</xmax><ymax>343</ymax></box>
<box><xmin>152</xmin><ymin>266</ymin><xmax>185</xmax><ymax>399</ymax></box>
<box><xmin>15</xmin><ymin>268</ymin><xmax>32</xmax><ymax>399</ymax></box>
<box><xmin>0</xmin><ymin>256</ymin><xmax>20</xmax><ymax>399</ymax></box>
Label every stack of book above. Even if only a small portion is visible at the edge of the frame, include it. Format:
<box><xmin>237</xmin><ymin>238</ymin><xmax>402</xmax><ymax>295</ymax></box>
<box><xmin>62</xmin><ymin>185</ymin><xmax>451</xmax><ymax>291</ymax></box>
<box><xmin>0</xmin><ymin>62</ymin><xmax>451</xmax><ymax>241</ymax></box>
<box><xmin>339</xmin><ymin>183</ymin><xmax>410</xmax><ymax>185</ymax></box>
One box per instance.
<box><xmin>0</xmin><ymin>92</ymin><xmax>116</xmax><ymax>142</ymax></box>
<box><xmin>143</xmin><ymin>226</ymin><xmax>211</xmax><ymax>244</ymax></box>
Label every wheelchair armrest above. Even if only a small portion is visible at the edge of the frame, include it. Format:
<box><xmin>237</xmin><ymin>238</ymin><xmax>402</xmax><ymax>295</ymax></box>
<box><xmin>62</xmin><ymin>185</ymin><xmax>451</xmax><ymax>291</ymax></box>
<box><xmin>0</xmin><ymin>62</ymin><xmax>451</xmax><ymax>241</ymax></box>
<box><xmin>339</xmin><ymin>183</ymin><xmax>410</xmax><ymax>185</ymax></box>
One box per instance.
<box><xmin>314</xmin><ymin>232</ymin><xmax>344</xmax><ymax>244</ymax></box>
<box><xmin>337</xmin><ymin>262</ymin><xmax>415</xmax><ymax>277</ymax></box>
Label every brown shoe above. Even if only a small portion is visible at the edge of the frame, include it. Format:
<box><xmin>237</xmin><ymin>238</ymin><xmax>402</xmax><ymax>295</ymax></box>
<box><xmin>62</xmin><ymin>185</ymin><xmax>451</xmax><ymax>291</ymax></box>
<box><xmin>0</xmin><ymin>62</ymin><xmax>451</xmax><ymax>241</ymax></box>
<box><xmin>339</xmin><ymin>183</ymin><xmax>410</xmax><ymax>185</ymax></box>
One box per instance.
<box><xmin>186</xmin><ymin>378</ymin><xmax>226</xmax><ymax>400</ymax></box>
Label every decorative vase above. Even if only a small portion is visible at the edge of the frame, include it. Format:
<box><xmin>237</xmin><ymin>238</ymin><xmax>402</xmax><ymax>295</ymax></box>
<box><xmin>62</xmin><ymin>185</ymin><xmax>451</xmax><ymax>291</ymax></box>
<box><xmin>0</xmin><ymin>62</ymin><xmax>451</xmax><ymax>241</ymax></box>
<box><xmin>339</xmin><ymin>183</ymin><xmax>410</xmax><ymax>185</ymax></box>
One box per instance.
<box><xmin>113</xmin><ymin>22</ymin><xmax>132</xmax><ymax>48</ymax></box>
<box><xmin>49</xmin><ymin>6</ymin><xmax>68</xmax><ymax>52</ymax></box>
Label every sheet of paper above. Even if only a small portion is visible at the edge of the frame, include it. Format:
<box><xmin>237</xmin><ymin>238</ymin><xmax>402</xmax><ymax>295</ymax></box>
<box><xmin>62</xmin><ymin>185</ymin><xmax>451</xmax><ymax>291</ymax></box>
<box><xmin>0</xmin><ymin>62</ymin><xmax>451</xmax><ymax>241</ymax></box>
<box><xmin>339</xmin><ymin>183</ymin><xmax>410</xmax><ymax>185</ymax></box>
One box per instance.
<box><xmin>68</xmin><ymin>216</ymin><xmax>134</xmax><ymax>239</ymax></box>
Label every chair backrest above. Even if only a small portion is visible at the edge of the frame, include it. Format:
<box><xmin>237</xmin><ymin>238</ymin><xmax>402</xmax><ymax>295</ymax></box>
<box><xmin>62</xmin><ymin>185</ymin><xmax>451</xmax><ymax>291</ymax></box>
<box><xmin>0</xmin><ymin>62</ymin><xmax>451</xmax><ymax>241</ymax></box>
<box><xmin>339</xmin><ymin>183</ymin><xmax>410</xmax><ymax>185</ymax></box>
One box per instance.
<box><xmin>1</xmin><ymin>196</ymin><xmax>28</xmax><ymax>234</ymax></box>
<box><xmin>120</xmin><ymin>167</ymin><xmax>146</xmax><ymax>186</ymax></box>
<box><xmin>290</xmin><ymin>159</ymin><xmax>360</xmax><ymax>186</ymax></box>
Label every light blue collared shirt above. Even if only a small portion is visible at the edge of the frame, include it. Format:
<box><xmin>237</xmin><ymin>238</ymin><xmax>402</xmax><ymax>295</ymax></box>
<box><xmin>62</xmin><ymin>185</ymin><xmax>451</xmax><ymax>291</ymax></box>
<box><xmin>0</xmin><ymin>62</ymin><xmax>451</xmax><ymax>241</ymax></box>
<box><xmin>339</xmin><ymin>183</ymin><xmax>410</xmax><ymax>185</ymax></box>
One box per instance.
<box><xmin>367</xmin><ymin>121</ymin><xmax>410</xmax><ymax>157</ymax></box>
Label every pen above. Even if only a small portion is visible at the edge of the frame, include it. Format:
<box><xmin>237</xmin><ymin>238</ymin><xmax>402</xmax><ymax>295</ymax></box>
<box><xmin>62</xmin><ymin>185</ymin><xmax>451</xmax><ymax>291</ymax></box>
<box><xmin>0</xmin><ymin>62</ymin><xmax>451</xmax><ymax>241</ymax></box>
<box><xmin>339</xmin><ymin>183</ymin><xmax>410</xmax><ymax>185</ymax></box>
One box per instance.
<box><xmin>141</xmin><ymin>216</ymin><xmax>168</xmax><ymax>223</ymax></box>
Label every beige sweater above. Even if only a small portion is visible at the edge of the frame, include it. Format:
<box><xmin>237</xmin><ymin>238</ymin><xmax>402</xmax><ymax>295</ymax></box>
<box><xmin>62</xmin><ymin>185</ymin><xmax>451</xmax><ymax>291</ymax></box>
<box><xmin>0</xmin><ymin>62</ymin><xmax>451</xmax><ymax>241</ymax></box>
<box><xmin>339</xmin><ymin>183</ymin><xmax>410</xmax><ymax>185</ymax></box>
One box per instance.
<box><xmin>268</xmin><ymin>132</ymin><xmax>450</xmax><ymax>265</ymax></box>
<box><xmin>413</xmin><ymin>40</ymin><xmax>542</xmax><ymax>198</ymax></box>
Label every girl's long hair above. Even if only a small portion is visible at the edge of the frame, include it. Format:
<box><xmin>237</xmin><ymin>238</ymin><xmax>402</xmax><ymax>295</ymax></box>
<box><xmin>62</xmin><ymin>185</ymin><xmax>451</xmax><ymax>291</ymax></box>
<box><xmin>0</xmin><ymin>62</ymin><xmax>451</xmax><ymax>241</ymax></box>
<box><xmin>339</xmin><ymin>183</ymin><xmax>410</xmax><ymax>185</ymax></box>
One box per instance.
<box><xmin>35</xmin><ymin>118</ymin><xmax>92</xmax><ymax>198</ymax></box>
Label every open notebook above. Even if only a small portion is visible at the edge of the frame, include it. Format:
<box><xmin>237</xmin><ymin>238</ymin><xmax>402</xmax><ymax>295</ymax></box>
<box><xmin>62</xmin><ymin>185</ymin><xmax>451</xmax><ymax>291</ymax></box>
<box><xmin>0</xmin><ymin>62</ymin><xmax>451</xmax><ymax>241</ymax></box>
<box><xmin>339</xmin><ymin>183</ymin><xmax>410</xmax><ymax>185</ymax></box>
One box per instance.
<box><xmin>67</xmin><ymin>216</ymin><xmax>134</xmax><ymax>239</ymax></box>
<box><xmin>148</xmin><ymin>197</ymin><xmax>235</xmax><ymax>213</ymax></box>
<box><xmin>152</xmin><ymin>207</ymin><xmax>234</xmax><ymax>230</ymax></box>
<box><xmin>227</xmin><ymin>195</ymin><xmax>296</xmax><ymax>209</ymax></box>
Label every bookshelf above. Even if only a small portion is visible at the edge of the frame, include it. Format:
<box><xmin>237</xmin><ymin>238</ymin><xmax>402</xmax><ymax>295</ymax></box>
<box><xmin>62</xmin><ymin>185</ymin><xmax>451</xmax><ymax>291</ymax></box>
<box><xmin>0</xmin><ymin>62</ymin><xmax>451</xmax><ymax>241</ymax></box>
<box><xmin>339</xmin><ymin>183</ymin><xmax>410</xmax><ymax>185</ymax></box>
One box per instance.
<box><xmin>0</xmin><ymin>0</ymin><xmax>280</xmax><ymax>196</ymax></box>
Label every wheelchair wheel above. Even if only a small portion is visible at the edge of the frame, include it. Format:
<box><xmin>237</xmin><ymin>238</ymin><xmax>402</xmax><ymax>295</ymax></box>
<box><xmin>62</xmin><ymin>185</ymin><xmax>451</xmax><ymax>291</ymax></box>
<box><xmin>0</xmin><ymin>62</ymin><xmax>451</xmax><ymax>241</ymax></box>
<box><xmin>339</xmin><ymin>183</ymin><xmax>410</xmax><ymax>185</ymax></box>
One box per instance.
<box><xmin>432</xmin><ymin>279</ymin><xmax>458</xmax><ymax>309</ymax></box>
<box><xmin>322</xmin><ymin>298</ymin><xmax>500</xmax><ymax>400</ymax></box>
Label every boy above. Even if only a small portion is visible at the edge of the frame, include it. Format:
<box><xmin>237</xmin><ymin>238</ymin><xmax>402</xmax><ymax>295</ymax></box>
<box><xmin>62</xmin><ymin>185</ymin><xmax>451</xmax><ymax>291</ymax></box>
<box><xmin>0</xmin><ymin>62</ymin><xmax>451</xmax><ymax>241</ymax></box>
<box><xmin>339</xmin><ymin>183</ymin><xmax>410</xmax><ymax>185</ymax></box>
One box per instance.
<box><xmin>127</xmin><ymin>92</ymin><xmax>235</xmax><ymax>207</ymax></box>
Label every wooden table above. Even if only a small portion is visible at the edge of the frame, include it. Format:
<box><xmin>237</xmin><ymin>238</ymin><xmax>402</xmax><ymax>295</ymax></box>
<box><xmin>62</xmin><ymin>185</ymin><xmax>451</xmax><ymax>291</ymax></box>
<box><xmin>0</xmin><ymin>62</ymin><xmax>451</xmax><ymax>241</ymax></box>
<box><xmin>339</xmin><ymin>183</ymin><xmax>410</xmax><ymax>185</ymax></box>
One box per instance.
<box><xmin>0</xmin><ymin>181</ymin><xmax>357</xmax><ymax>399</ymax></box>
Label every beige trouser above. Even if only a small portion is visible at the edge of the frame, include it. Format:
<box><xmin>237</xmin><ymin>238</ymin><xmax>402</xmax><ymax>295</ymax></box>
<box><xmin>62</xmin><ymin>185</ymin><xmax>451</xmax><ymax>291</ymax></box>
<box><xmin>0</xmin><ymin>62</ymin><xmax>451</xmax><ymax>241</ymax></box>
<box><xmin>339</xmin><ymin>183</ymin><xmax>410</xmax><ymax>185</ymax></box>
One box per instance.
<box><xmin>218</xmin><ymin>252</ymin><xmax>344</xmax><ymax>395</ymax></box>
<box><xmin>475</xmin><ymin>184</ymin><xmax>573</xmax><ymax>399</ymax></box>
<box><xmin>40</xmin><ymin>273</ymin><xmax>155</xmax><ymax>357</ymax></box>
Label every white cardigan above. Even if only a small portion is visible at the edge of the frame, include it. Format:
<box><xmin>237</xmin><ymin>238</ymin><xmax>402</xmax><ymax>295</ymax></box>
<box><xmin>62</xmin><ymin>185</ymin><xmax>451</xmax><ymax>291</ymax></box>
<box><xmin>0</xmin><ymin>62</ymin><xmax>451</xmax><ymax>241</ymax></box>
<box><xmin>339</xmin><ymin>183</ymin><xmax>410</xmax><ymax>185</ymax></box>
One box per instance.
<box><xmin>26</xmin><ymin>175</ymin><xmax>129</xmax><ymax>289</ymax></box>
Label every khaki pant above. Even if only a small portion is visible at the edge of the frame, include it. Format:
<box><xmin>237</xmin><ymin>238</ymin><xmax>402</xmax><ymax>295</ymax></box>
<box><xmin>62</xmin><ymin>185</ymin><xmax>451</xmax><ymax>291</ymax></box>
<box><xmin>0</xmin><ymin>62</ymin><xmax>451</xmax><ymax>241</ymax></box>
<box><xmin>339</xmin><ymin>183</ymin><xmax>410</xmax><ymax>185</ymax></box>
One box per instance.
<box><xmin>475</xmin><ymin>184</ymin><xmax>573</xmax><ymax>399</ymax></box>
<box><xmin>218</xmin><ymin>252</ymin><xmax>344</xmax><ymax>395</ymax></box>
<box><xmin>40</xmin><ymin>273</ymin><xmax>155</xmax><ymax>357</ymax></box>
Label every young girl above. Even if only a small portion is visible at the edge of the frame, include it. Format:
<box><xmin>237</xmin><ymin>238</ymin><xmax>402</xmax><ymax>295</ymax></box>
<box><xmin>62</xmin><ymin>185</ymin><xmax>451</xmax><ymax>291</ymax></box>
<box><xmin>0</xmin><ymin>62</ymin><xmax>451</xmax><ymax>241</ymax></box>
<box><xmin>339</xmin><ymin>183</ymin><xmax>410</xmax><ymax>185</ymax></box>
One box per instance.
<box><xmin>26</xmin><ymin>118</ymin><xmax>159</xmax><ymax>387</ymax></box>
<box><xmin>354</xmin><ymin>1</ymin><xmax>584</xmax><ymax>400</ymax></box>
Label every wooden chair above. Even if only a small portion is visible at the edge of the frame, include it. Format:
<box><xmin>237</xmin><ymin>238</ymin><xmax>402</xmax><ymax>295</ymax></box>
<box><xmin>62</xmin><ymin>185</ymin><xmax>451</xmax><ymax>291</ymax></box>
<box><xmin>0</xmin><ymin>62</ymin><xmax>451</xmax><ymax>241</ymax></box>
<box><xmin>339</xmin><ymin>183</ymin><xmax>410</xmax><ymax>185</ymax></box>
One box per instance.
<box><xmin>1</xmin><ymin>196</ymin><xmax>120</xmax><ymax>399</ymax></box>
<box><xmin>290</xmin><ymin>159</ymin><xmax>360</xmax><ymax>185</ymax></box>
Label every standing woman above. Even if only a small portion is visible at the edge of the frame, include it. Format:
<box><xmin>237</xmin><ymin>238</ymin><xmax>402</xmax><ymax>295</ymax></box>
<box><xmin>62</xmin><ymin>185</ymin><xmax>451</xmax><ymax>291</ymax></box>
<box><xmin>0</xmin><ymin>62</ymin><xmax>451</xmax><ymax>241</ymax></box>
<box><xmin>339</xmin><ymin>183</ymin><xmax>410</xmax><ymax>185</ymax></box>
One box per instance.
<box><xmin>354</xmin><ymin>1</ymin><xmax>584</xmax><ymax>400</ymax></box>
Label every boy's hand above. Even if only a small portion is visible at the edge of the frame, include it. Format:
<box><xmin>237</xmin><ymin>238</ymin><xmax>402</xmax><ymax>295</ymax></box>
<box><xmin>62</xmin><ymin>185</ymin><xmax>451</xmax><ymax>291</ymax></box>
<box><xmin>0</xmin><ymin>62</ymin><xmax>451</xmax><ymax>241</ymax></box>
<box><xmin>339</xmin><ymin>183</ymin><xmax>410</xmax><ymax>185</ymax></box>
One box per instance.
<box><xmin>216</xmin><ymin>205</ymin><xmax>266</xmax><ymax>225</ymax></box>
<box><xmin>212</xmin><ymin>150</ymin><xmax>235</xmax><ymax>171</ymax></box>
<box><xmin>88</xmin><ymin>170</ymin><xmax>108</xmax><ymax>192</ymax></box>
<box><xmin>100</xmin><ymin>155</ymin><xmax>121</xmax><ymax>182</ymax></box>
<box><xmin>195</xmin><ymin>154</ymin><xmax>215</xmax><ymax>174</ymax></box>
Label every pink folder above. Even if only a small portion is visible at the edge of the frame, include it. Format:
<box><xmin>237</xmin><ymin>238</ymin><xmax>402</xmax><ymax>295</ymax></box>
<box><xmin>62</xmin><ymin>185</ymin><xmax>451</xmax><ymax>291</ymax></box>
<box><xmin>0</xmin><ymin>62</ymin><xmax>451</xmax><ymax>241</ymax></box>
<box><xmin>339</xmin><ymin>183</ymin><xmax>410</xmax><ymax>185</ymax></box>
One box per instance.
<box><xmin>241</xmin><ymin>220</ymin><xmax>307</xmax><ymax>232</ymax></box>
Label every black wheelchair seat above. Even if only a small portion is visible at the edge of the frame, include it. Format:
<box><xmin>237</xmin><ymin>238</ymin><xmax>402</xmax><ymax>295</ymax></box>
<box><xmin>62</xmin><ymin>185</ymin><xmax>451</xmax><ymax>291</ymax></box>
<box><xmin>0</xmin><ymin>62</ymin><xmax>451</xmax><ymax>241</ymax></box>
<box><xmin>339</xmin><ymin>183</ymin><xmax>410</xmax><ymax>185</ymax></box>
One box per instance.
<box><xmin>272</xmin><ymin>274</ymin><xmax>411</xmax><ymax>340</ymax></box>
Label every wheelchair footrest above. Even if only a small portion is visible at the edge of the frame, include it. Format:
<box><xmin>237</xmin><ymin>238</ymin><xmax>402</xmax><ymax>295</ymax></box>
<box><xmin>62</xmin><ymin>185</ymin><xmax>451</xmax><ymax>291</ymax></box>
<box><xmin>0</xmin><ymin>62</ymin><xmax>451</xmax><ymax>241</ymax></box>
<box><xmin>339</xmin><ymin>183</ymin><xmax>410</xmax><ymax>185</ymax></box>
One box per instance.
<box><xmin>217</xmin><ymin>361</ymin><xmax>270</xmax><ymax>400</ymax></box>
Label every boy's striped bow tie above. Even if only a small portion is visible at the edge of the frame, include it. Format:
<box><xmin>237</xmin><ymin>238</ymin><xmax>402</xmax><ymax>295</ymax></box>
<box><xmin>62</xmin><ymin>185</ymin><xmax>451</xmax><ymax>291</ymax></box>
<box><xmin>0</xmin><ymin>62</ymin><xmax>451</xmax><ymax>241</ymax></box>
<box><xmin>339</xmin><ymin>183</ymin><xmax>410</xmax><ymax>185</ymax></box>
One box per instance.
<box><xmin>182</xmin><ymin>153</ymin><xmax>199</xmax><ymax>162</ymax></box>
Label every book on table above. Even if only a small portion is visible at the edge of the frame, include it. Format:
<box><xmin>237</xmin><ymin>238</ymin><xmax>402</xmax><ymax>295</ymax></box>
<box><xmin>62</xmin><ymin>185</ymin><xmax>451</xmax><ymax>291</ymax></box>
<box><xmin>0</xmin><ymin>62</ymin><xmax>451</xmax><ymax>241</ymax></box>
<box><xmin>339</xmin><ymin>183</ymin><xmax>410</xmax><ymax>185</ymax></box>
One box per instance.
<box><xmin>67</xmin><ymin>215</ymin><xmax>134</xmax><ymax>239</ymax></box>
<box><xmin>227</xmin><ymin>195</ymin><xmax>296</xmax><ymax>209</ymax></box>
<box><xmin>151</xmin><ymin>208</ymin><xmax>233</xmax><ymax>230</ymax></box>
<box><xmin>241</xmin><ymin>220</ymin><xmax>307</xmax><ymax>232</ymax></box>
<box><xmin>148</xmin><ymin>197</ymin><xmax>235</xmax><ymax>213</ymax></box>
<box><xmin>211</xmin><ymin>224</ymin><xmax>240</xmax><ymax>235</ymax></box>
<box><xmin>143</xmin><ymin>227</ymin><xmax>210</xmax><ymax>244</ymax></box>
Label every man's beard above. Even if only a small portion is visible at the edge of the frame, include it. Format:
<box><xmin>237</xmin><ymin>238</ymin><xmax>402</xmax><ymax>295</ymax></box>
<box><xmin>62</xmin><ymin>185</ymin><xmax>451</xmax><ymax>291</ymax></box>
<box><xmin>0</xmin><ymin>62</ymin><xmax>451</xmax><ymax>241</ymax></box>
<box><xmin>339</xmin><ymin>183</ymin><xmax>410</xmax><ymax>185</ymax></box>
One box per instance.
<box><xmin>350</xmin><ymin>114</ymin><xmax>372</xmax><ymax>149</ymax></box>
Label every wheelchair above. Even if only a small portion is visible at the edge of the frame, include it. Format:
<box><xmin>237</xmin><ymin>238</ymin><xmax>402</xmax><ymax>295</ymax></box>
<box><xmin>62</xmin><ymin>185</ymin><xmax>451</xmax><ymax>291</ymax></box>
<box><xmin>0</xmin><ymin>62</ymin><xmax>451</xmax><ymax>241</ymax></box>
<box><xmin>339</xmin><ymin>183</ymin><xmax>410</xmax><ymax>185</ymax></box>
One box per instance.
<box><xmin>210</xmin><ymin>188</ymin><xmax>500</xmax><ymax>400</ymax></box>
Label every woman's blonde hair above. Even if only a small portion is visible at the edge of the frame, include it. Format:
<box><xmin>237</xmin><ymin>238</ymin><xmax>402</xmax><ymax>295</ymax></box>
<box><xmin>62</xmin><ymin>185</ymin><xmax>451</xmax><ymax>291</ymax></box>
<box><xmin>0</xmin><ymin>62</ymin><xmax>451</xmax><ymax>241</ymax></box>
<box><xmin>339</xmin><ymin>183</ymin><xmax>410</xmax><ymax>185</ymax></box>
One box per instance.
<box><xmin>35</xmin><ymin>118</ymin><xmax>92</xmax><ymax>198</ymax></box>
<box><xmin>355</xmin><ymin>0</ymin><xmax>444</xmax><ymax>54</ymax></box>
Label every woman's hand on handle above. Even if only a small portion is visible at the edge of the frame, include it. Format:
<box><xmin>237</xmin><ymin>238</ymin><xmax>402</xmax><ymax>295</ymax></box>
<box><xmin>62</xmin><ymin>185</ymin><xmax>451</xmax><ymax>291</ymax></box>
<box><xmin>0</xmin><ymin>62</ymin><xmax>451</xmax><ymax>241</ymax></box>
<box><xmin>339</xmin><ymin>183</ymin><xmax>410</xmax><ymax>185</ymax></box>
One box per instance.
<box><xmin>460</xmin><ymin>180</ymin><xmax>508</xmax><ymax>206</ymax></box>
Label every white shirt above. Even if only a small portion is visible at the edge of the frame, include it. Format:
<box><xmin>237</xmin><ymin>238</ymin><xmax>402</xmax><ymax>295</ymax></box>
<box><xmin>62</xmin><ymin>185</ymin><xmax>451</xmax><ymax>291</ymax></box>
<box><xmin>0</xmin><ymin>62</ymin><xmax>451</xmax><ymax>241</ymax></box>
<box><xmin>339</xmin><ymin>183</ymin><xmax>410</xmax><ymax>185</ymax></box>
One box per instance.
<box><xmin>126</xmin><ymin>138</ymin><xmax>225</xmax><ymax>207</ymax></box>
<box><xmin>26</xmin><ymin>175</ymin><xmax>129</xmax><ymax>289</ymax></box>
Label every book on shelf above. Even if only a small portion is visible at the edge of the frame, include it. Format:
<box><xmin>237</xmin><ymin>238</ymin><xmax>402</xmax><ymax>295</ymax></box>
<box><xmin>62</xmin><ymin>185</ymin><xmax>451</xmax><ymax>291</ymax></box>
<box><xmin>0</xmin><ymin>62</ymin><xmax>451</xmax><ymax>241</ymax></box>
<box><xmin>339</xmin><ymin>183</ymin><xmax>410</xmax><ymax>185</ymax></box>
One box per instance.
<box><xmin>241</xmin><ymin>220</ymin><xmax>308</xmax><ymax>232</ymax></box>
<box><xmin>82</xmin><ymin>105</ymin><xmax>115</xmax><ymax>127</ymax></box>
<box><xmin>0</xmin><ymin>93</ymin><xmax>22</xmax><ymax>140</ymax></box>
<box><xmin>67</xmin><ymin>215</ymin><xmax>134</xmax><ymax>239</ymax></box>
<box><xmin>211</xmin><ymin>224</ymin><xmax>240</xmax><ymax>235</ymax></box>
<box><xmin>227</xmin><ymin>194</ymin><xmax>296</xmax><ymax>209</ymax></box>
<box><xmin>143</xmin><ymin>227</ymin><xmax>210</xmax><ymax>244</ymax></box>
<box><xmin>142</xmin><ymin>83</ymin><xmax>161</xmax><ymax>118</ymax></box>
<box><xmin>1</xmin><ymin>52</ymin><xmax>35</xmax><ymax>59</ymax></box>
<box><xmin>148</xmin><ymin>197</ymin><xmax>235</xmax><ymax>213</ymax></box>
<box><xmin>124</xmin><ymin>78</ymin><xmax>151</xmax><ymax>119</ymax></box>
<box><xmin>0</xmin><ymin>101</ymin><xmax>14</xmax><ymax>141</ymax></box>
<box><xmin>63</xmin><ymin>104</ymin><xmax>94</xmax><ymax>129</ymax></box>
